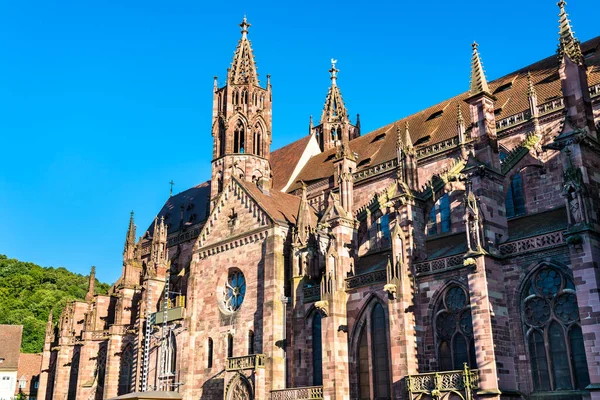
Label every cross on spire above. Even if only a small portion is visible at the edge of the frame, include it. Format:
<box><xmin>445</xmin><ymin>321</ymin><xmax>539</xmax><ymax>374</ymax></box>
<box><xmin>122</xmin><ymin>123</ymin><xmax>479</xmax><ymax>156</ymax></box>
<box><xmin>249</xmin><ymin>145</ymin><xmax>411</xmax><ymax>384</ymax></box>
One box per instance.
<box><xmin>240</xmin><ymin>15</ymin><xmax>250</xmax><ymax>39</ymax></box>
<box><xmin>329</xmin><ymin>58</ymin><xmax>339</xmax><ymax>86</ymax></box>
<box><xmin>470</xmin><ymin>42</ymin><xmax>490</xmax><ymax>95</ymax></box>
<box><xmin>169</xmin><ymin>180</ymin><xmax>175</xmax><ymax>197</ymax></box>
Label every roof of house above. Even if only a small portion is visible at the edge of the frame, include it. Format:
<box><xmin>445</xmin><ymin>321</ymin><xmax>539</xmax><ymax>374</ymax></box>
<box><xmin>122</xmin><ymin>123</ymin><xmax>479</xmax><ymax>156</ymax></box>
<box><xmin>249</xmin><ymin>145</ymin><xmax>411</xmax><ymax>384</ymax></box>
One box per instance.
<box><xmin>288</xmin><ymin>36</ymin><xmax>600</xmax><ymax>192</ymax></box>
<box><xmin>0</xmin><ymin>325</ymin><xmax>23</xmax><ymax>371</ymax></box>
<box><xmin>16</xmin><ymin>353</ymin><xmax>42</xmax><ymax>393</ymax></box>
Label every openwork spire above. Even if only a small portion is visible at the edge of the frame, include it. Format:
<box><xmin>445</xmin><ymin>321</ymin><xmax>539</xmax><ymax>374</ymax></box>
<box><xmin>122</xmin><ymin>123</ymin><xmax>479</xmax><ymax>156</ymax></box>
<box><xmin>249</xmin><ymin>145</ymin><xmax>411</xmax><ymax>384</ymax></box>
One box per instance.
<box><xmin>321</xmin><ymin>60</ymin><xmax>348</xmax><ymax>123</ymax></box>
<box><xmin>123</xmin><ymin>211</ymin><xmax>136</xmax><ymax>262</ymax></box>
<box><xmin>557</xmin><ymin>1</ymin><xmax>583</xmax><ymax>64</ymax></box>
<box><xmin>470</xmin><ymin>42</ymin><xmax>489</xmax><ymax>95</ymax></box>
<box><xmin>229</xmin><ymin>16</ymin><xmax>259</xmax><ymax>85</ymax></box>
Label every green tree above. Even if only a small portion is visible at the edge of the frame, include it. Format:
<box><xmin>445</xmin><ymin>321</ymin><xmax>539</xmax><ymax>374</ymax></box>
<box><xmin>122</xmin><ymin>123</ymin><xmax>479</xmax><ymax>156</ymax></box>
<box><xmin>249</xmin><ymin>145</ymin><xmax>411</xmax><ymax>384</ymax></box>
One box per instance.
<box><xmin>0</xmin><ymin>255</ymin><xmax>110</xmax><ymax>353</ymax></box>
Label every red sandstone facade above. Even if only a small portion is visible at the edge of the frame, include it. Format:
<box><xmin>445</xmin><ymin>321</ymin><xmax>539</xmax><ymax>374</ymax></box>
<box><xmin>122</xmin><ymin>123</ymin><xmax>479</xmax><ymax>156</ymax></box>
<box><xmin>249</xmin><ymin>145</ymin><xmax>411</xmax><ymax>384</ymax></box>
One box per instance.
<box><xmin>38</xmin><ymin>3</ymin><xmax>600</xmax><ymax>399</ymax></box>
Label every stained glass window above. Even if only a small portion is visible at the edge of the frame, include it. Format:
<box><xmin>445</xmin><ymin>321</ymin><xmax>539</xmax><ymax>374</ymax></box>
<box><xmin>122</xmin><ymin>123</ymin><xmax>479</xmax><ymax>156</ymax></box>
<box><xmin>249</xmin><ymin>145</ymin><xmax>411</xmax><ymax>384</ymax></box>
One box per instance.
<box><xmin>118</xmin><ymin>345</ymin><xmax>134</xmax><ymax>395</ymax></box>
<box><xmin>223</xmin><ymin>269</ymin><xmax>246</xmax><ymax>312</ymax></box>
<box><xmin>434</xmin><ymin>286</ymin><xmax>475</xmax><ymax>370</ymax></box>
<box><xmin>372</xmin><ymin>303</ymin><xmax>391</xmax><ymax>398</ymax></box>
<box><xmin>522</xmin><ymin>266</ymin><xmax>589</xmax><ymax>391</ymax></box>
<box><xmin>312</xmin><ymin>313</ymin><xmax>323</xmax><ymax>385</ymax></box>
<box><xmin>427</xmin><ymin>194</ymin><xmax>451</xmax><ymax>236</ymax></box>
<box><xmin>353</xmin><ymin>301</ymin><xmax>391</xmax><ymax>399</ymax></box>
<box><xmin>506</xmin><ymin>173</ymin><xmax>526</xmax><ymax>218</ymax></box>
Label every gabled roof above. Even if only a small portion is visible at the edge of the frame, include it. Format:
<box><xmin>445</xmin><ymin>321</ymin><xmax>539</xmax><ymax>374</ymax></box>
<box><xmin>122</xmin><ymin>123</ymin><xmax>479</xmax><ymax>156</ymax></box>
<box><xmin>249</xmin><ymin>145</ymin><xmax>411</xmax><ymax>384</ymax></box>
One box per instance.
<box><xmin>237</xmin><ymin>179</ymin><xmax>302</xmax><ymax>225</ymax></box>
<box><xmin>0</xmin><ymin>325</ymin><xmax>23</xmax><ymax>370</ymax></box>
<box><xmin>270</xmin><ymin>135</ymin><xmax>314</xmax><ymax>190</ymax></box>
<box><xmin>16</xmin><ymin>353</ymin><xmax>42</xmax><ymax>392</ymax></box>
<box><xmin>289</xmin><ymin>36</ymin><xmax>600</xmax><ymax>192</ymax></box>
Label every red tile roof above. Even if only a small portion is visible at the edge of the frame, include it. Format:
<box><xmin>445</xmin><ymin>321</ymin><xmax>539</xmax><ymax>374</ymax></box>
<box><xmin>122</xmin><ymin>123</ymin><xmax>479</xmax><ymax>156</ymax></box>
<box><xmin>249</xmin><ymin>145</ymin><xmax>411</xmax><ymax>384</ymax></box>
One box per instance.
<box><xmin>16</xmin><ymin>353</ymin><xmax>42</xmax><ymax>395</ymax></box>
<box><xmin>270</xmin><ymin>135</ymin><xmax>313</xmax><ymax>190</ymax></box>
<box><xmin>0</xmin><ymin>325</ymin><xmax>23</xmax><ymax>371</ymax></box>
<box><xmin>237</xmin><ymin>179</ymin><xmax>303</xmax><ymax>225</ymax></box>
<box><xmin>289</xmin><ymin>36</ymin><xmax>600</xmax><ymax>192</ymax></box>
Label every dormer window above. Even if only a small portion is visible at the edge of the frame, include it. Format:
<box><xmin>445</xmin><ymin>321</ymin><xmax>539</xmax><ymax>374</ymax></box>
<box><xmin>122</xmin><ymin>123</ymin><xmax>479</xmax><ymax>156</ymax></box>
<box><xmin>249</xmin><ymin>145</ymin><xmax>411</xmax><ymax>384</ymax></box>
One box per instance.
<box><xmin>427</xmin><ymin>110</ymin><xmax>444</xmax><ymax>121</ymax></box>
<box><xmin>371</xmin><ymin>133</ymin><xmax>386</xmax><ymax>143</ymax></box>
<box><xmin>357</xmin><ymin>158</ymin><xmax>371</xmax><ymax>169</ymax></box>
<box><xmin>494</xmin><ymin>82</ymin><xmax>513</xmax><ymax>94</ymax></box>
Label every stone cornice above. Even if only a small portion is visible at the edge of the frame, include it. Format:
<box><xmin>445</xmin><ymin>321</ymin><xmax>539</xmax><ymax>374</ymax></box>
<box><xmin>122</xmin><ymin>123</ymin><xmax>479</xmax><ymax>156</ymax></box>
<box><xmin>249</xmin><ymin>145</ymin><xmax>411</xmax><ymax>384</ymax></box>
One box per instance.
<box><xmin>196</xmin><ymin>228</ymin><xmax>269</xmax><ymax>259</ymax></box>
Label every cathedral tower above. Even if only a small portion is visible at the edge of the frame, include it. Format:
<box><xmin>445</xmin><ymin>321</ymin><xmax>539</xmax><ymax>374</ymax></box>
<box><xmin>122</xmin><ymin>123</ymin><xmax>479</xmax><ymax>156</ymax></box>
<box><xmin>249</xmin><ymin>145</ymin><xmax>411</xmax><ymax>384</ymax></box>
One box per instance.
<box><xmin>211</xmin><ymin>17</ymin><xmax>272</xmax><ymax>204</ymax></box>
<box><xmin>312</xmin><ymin>59</ymin><xmax>360</xmax><ymax>151</ymax></box>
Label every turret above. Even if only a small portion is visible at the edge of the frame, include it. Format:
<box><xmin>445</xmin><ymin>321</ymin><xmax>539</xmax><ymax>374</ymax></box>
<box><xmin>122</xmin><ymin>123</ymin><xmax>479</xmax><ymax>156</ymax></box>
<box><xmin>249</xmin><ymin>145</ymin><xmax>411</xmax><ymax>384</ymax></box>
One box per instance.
<box><xmin>396</xmin><ymin>122</ymin><xmax>418</xmax><ymax>190</ymax></box>
<box><xmin>85</xmin><ymin>266</ymin><xmax>96</xmax><ymax>302</ymax></box>
<box><xmin>312</xmin><ymin>59</ymin><xmax>360</xmax><ymax>151</ymax></box>
<box><xmin>210</xmin><ymin>17</ymin><xmax>273</xmax><ymax>206</ymax></box>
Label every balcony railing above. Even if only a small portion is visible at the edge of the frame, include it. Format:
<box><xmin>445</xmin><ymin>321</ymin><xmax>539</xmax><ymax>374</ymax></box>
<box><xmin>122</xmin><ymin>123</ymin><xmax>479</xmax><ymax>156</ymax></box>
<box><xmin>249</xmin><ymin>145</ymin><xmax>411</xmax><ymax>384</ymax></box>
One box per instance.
<box><xmin>226</xmin><ymin>354</ymin><xmax>266</xmax><ymax>371</ymax></box>
<box><xmin>271</xmin><ymin>386</ymin><xmax>323</xmax><ymax>400</ymax></box>
<box><xmin>407</xmin><ymin>365</ymin><xmax>479</xmax><ymax>400</ymax></box>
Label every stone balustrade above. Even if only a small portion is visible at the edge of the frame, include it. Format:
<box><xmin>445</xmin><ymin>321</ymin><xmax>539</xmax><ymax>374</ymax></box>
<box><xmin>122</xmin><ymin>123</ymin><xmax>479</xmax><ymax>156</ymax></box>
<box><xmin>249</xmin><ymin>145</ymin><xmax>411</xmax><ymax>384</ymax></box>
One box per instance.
<box><xmin>407</xmin><ymin>366</ymin><xmax>479</xmax><ymax>400</ymax></box>
<box><xmin>271</xmin><ymin>386</ymin><xmax>323</xmax><ymax>400</ymax></box>
<box><xmin>226</xmin><ymin>354</ymin><xmax>266</xmax><ymax>371</ymax></box>
<box><xmin>345</xmin><ymin>269</ymin><xmax>387</xmax><ymax>290</ymax></box>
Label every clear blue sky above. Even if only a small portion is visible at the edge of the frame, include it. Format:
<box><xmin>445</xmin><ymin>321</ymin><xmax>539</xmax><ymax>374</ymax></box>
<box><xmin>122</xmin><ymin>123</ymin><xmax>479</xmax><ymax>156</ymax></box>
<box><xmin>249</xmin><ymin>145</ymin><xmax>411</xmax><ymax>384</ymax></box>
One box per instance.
<box><xmin>0</xmin><ymin>0</ymin><xmax>597</xmax><ymax>284</ymax></box>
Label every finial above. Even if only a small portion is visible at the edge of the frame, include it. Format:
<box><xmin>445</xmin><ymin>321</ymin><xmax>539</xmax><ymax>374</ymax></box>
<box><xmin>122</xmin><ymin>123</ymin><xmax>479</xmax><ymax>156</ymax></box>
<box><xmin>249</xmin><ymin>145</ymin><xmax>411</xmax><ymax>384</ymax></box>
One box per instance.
<box><xmin>169</xmin><ymin>180</ymin><xmax>175</xmax><ymax>197</ymax></box>
<box><xmin>240</xmin><ymin>16</ymin><xmax>251</xmax><ymax>39</ymax></box>
<box><xmin>309</xmin><ymin>115</ymin><xmax>313</xmax><ymax>133</ymax></box>
<box><xmin>457</xmin><ymin>103</ymin><xmax>464</xmax><ymax>126</ymax></box>
<box><xmin>396</xmin><ymin>125</ymin><xmax>403</xmax><ymax>150</ymax></box>
<box><xmin>557</xmin><ymin>0</ymin><xmax>582</xmax><ymax>64</ymax></box>
<box><xmin>404</xmin><ymin>120</ymin><xmax>413</xmax><ymax>148</ymax></box>
<box><xmin>329</xmin><ymin>58</ymin><xmax>339</xmax><ymax>86</ymax></box>
<box><xmin>527</xmin><ymin>71</ymin><xmax>536</xmax><ymax>97</ymax></box>
<box><xmin>213</xmin><ymin>76</ymin><xmax>218</xmax><ymax>89</ymax></box>
<box><xmin>85</xmin><ymin>266</ymin><xmax>96</xmax><ymax>302</ymax></box>
<box><xmin>356</xmin><ymin>113</ymin><xmax>361</xmax><ymax>128</ymax></box>
<box><xmin>267</xmin><ymin>74</ymin><xmax>271</xmax><ymax>87</ymax></box>
<box><xmin>470</xmin><ymin>41</ymin><xmax>489</xmax><ymax>95</ymax></box>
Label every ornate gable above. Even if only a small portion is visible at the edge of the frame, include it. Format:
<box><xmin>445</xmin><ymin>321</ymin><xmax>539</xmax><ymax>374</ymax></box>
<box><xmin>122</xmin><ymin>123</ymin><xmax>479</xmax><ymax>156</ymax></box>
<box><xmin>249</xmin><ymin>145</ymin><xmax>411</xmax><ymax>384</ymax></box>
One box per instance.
<box><xmin>196</xmin><ymin>178</ymin><xmax>272</xmax><ymax>250</ymax></box>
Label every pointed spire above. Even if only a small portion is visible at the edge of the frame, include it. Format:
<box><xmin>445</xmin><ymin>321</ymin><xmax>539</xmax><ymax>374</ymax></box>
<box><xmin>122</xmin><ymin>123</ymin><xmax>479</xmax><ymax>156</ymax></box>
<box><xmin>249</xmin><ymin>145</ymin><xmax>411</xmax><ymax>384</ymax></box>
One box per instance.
<box><xmin>309</xmin><ymin>115</ymin><xmax>313</xmax><ymax>134</ymax></box>
<box><xmin>403</xmin><ymin>121</ymin><xmax>413</xmax><ymax>149</ymax></box>
<box><xmin>124</xmin><ymin>211</ymin><xmax>137</xmax><ymax>262</ymax></box>
<box><xmin>295</xmin><ymin>182</ymin><xmax>314</xmax><ymax>245</ymax></box>
<box><xmin>229</xmin><ymin>16</ymin><xmax>259</xmax><ymax>85</ymax></box>
<box><xmin>527</xmin><ymin>71</ymin><xmax>536</xmax><ymax>97</ymax></box>
<box><xmin>45</xmin><ymin>309</ymin><xmax>54</xmax><ymax>338</ymax></box>
<box><xmin>457</xmin><ymin>103</ymin><xmax>465</xmax><ymax>131</ymax></box>
<box><xmin>557</xmin><ymin>1</ymin><xmax>582</xmax><ymax>64</ymax></box>
<box><xmin>321</xmin><ymin>60</ymin><xmax>348</xmax><ymax>123</ymax></box>
<box><xmin>470</xmin><ymin>42</ymin><xmax>490</xmax><ymax>95</ymax></box>
<box><xmin>85</xmin><ymin>266</ymin><xmax>96</xmax><ymax>302</ymax></box>
<box><xmin>396</xmin><ymin>125</ymin><xmax>403</xmax><ymax>150</ymax></box>
<box><xmin>356</xmin><ymin>114</ymin><xmax>361</xmax><ymax>130</ymax></box>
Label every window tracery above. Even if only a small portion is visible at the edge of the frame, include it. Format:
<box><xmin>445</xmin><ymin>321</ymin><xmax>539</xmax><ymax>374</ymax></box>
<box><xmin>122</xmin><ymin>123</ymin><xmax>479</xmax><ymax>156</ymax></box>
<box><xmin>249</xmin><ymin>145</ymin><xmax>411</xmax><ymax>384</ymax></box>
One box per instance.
<box><xmin>223</xmin><ymin>269</ymin><xmax>246</xmax><ymax>312</ymax></box>
<box><xmin>506</xmin><ymin>173</ymin><xmax>525</xmax><ymax>218</ymax></box>
<box><xmin>427</xmin><ymin>193</ymin><xmax>451</xmax><ymax>236</ymax></box>
<box><xmin>118</xmin><ymin>344</ymin><xmax>134</xmax><ymax>395</ymax></box>
<box><xmin>434</xmin><ymin>285</ymin><xmax>476</xmax><ymax>371</ymax></box>
<box><xmin>522</xmin><ymin>266</ymin><xmax>589</xmax><ymax>391</ymax></box>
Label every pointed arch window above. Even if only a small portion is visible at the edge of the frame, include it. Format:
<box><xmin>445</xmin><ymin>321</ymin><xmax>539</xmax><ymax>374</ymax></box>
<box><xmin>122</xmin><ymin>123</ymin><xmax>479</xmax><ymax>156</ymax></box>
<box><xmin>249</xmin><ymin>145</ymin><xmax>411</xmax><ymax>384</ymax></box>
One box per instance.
<box><xmin>248</xmin><ymin>330</ymin><xmax>254</xmax><ymax>355</ymax></box>
<box><xmin>118</xmin><ymin>344</ymin><xmax>134</xmax><ymax>395</ymax></box>
<box><xmin>427</xmin><ymin>193</ymin><xmax>451</xmax><ymax>236</ymax></box>
<box><xmin>312</xmin><ymin>313</ymin><xmax>323</xmax><ymax>385</ymax></box>
<box><xmin>233</xmin><ymin>120</ymin><xmax>245</xmax><ymax>153</ymax></box>
<box><xmin>253</xmin><ymin>122</ymin><xmax>263</xmax><ymax>156</ymax></box>
<box><xmin>506</xmin><ymin>172</ymin><xmax>525</xmax><ymax>218</ymax></box>
<box><xmin>522</xmin><ymin>266</ymin><xmax>589</xmax><ymax>391</ymax></box>
<box><xmin>67</xmin><ymin>346</ymin><xmax>80</xmax><ymax>400</ymax></box>
<box><xmin>227</xmin><ymin>333</ymin><xmax>234</xmax><ymax>358</ymax></box>
<box><xmin>95</xmin><ymin>343</ymin><xmax>107</xmax><ymax>400</ymax></box>
<box><xmin>218</xmin><ymin>120</ymin><xmax>226</xmax><ymax>157</ymax></box>
<box><xmin>434</xmin><ymin>285</ymin><xmax>476</xmax><ymax>371</ymax></box>
<box><xmin>354</xmin><ymin>301</ymin><xmax>391</xmax><ymax>399</ymax></box>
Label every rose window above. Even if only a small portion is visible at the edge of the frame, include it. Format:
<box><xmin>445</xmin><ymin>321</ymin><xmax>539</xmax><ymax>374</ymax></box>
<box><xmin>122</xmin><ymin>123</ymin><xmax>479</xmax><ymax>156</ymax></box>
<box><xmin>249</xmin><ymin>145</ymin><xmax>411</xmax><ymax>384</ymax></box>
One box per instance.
<box><xmin>223</xmin><ymin>270</ymin><xmax>246</xmax><ymax>312</ymax></box>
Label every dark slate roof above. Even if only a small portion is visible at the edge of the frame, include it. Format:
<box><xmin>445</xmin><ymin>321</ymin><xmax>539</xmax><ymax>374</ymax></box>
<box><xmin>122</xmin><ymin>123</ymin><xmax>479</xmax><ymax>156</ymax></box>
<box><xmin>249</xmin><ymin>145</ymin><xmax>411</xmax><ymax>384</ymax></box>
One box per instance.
<box><xmin>289</xmin><ymin>36</ymin><xmax>600</xmax><ymax>192</ymax></box>
<box><xmin>356</xmin><ymin>250</ymin><xmax>390</xmax><ymax>275</ymax></box>
<box><xmin>425</xmin><ymin>232</ymin><xmax>469</xmax><ymax>260</ymax></box>
<box><xmin>147</xmin><ymin>181</ymin><xmax>211</xmax><ymax>235</ymax></box>
<box><xmin>0</xmin><ymin>325</ymin><xmax>23</xmax><ymax>371</ymax></box>
<box><xmin>507</xmin><ymin>207</ymin><xmax>568</xmax><ymax>241</ymax></box>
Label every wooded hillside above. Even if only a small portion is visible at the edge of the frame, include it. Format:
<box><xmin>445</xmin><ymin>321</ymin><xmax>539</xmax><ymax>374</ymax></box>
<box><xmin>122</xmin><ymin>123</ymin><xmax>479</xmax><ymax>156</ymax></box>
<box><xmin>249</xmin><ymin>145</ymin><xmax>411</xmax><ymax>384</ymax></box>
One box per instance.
<box><xmin>0</xmin><ymin>254</ymin><xmax>110</xmax><ymax>353</ymax></box>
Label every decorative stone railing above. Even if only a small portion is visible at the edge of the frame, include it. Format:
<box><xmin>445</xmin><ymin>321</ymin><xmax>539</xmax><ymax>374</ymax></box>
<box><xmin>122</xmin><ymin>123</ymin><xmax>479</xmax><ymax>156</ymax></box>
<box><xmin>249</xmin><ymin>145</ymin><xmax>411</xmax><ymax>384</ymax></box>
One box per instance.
<box><xmin>271</xmin><ymin>386</ymin><xmax>323</xmax><ymax>400</ymax></box>
<box><xmin>354</xmin><ymin>159</ymin><xmax>397</xmax><ymax>182</ymax></box>
<box><xmin>345</xmin><ymin>269</ymin><xmax>387</xmax><ymax>290</ymax></box>
<box><xmin>91</xmin><ymin>330</ymin><xmax>110</xmax><ymax>340</ymax></box>
<box><xmin>414</xmin><ymin>254</ymin><xmax>464</xmax><ymax>277</ymax></box>
<box><xmin>498</xmin><ymin>230</ymin><xmax>565</xmax><ymax>256</ymax></box>
<box><xmin>416</xmin><ymin>137</ymin><xmax>460</xmax><ymax>160</ymax></box>
<box><xmin>589</xmin><ymin>83</ymin><xmax>600</xmax><ymax>98</ymax></box>
<box><xmin>538</xmin><ymin>97</ymin><xmax>565</xmax><ymax>116</ymax></box>
<box><xmin>226</xmin><ymin>354</ymin><xmax>266</xmax><ymax>371</ymax></box>
<box><xmin>407</xmin><ymin>366</ymin><xmax>479</xmax><ymax>400</ymax></box>
<box><xmin>496</xmin><ymin>109</ymin><xmax>531</xmax><ymax>131</ymax></box>
<box><xmin>303</xmin><ymin>285</ymin><xmax>320</xmax><ymax>303</ymax></box>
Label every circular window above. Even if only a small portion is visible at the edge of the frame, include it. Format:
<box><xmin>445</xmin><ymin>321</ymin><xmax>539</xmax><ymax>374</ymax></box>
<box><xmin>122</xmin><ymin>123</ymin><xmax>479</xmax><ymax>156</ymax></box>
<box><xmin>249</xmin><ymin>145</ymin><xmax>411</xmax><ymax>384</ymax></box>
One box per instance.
<box><xmin>223</xmin><ymin>269</ymin><xmax>246</xmax><ymax>312</ymax></box>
